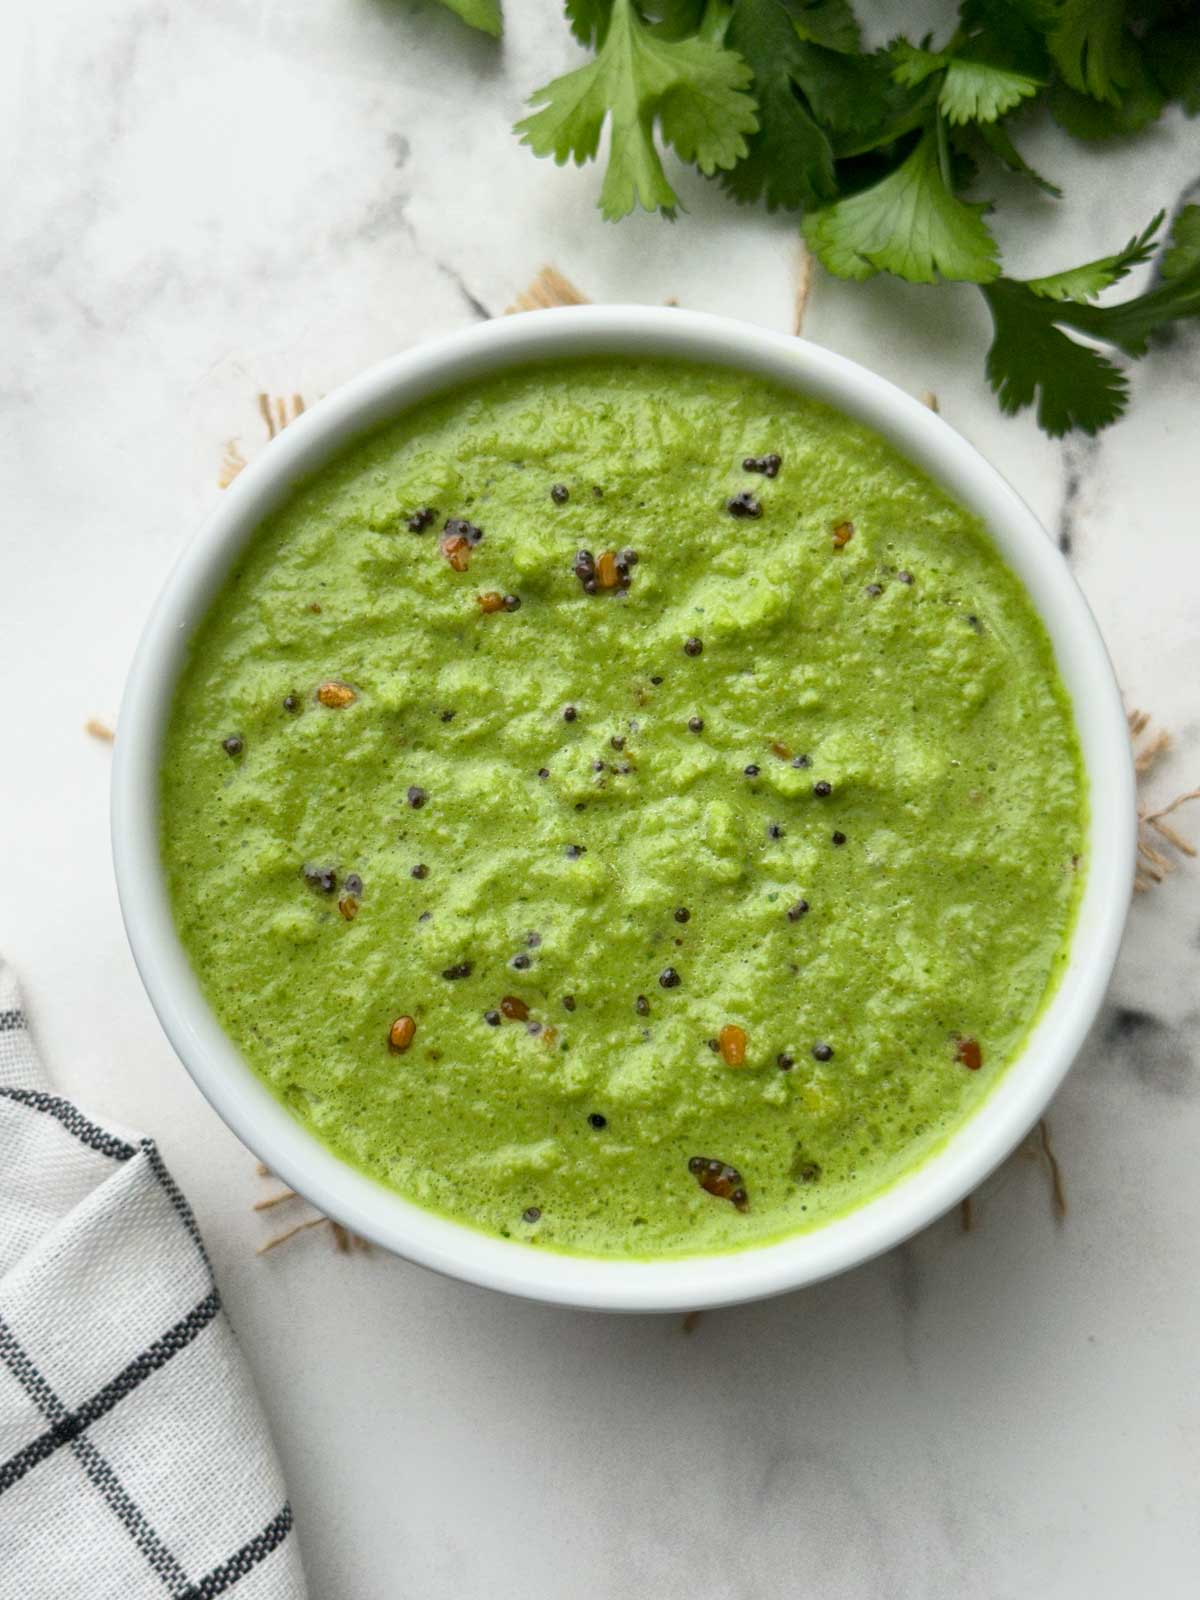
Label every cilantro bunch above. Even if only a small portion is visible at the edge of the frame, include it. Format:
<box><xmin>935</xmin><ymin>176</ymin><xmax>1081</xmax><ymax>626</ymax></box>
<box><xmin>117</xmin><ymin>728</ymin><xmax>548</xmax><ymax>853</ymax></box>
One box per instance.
<box><xmin>435</xmin><ymin>0</ymin><xmax>1200</xmax><ymax>437</ymax></box>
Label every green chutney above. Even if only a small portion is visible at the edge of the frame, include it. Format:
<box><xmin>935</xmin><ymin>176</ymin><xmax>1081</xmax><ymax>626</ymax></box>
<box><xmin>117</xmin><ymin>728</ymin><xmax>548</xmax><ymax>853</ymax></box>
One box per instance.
<box><xmin>161</xmin><ymin>357</ymin><xmax>1085</xmax><ymax>1258</ymax></box>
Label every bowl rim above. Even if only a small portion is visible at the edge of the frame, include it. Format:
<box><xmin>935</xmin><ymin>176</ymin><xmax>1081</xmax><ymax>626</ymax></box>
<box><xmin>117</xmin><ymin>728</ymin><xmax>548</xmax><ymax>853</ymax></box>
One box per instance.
<box><xmin>112</xmin><ymin>305</ymin><xmax>1134</xmax><ymax>1312</ymax></box>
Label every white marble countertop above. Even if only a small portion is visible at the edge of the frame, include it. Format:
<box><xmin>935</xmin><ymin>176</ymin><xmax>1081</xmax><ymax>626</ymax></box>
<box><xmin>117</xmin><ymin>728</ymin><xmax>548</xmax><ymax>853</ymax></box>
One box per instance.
<box><xmin>4</xmin><ymin>3</ymin><xmax>1199</xmax><ymax>1595</ymax></box>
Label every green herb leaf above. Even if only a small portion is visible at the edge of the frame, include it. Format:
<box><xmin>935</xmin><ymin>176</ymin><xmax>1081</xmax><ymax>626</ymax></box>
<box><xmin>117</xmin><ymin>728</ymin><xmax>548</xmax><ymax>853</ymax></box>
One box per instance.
<box><xmin>891</xmin><ymin>41</ymin><xmax>1040</xmax><ymax>125</ymax></box>
<box><xmin>982</xmin><ymin>207</ymin><xmax>1200</xmax><ymax>434</ymax></box>
<box><xmin>518</xmin><ymin>0</ymin><xmax>758</xmax><ymax>221</ymax></box>
<box><xmin>433</xmin><ymin>0</ymin><xmax>502</xmax><ymax>36</ymax></box>
<box><xmin>565</xmin><ymin>1</ymin><xmax>614</xmax><ymax>47</ymax></box>
<box><xmin>1048</xmin><ymin>0</ymin><xmax>1130</xmax><ymax>103</ymax></box>
<box><xmin>721</xmin><ymin>0</ymin><xmax>837</xmax><ymax>209</ymax></box>
<box><xmin>803</xmin><ymin>128</ymin><xmax>1001</xmax><ymax>284</ymax></box>
<box><xmin>1024</xmin><ymin>214</ymin><xmax>1162</xmax><ymax>302</ymax></box>
<box><xmin>1047</xmin><ymin>60</ymin><xmax>1165</xmax><ymax>141</ymax></box>
<box><xmin>785</xmin><ymin>0</ymin><xmax>860</xmax><ymax>53</ymax></box>
<box><xmin>1065</xmin><ymin>205</ymin><xmax>1200</xmax><ymax>355</ymax></box>
<box><xmin>982</xmin><ymin>279</ymin><xmax>1130</xmax><ymax>435</ymax></box>
<box><xmin>939</xmin><ymin>59</ymin><xmax>1041</xmax><ymax>124</ymax></box>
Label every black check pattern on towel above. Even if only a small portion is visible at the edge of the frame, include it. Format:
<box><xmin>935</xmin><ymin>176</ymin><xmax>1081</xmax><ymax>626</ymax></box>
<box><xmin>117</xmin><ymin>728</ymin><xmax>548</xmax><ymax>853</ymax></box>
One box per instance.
<box><xmin>0</xmin><ymin>968</ymin><xmax>306</xmax><ymax>1599</ymax></box>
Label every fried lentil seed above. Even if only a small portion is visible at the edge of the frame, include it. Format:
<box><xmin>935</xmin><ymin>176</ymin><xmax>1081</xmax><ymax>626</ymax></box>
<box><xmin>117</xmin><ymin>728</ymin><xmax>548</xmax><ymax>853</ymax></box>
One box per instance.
<box><xmin>635</xmin><ymin>994</ymin><xmax>650</xmax><ymax>1017</ymax></box>
<box><xmin>659</xmin><ymin>967</ymin><xmax>681</xmax><ymax>989</ymax></box>
<box><xmin>500</xmin><ymin>995</ymin><xmax>529</xmax><ymax>1021</ymax></box>
<box><xmin>316</xmin><ymin>681</ymin><xmax>356</xmax><ymax>709</ymax></box>
<box><xmin>787</xmin><ymin>899</ymin><xmax>809</xmax><ymax>922</ymax></box>
<box><xmin>440</xmin><ymin>531</ymin><xmax>471</xmax><ymax>571</ymax></box>
<box><xmin>477</xmin><ymin>591</ymin><xmax>505</xmax><ymax>614</ymax></box>
<box><xmin>832</xmin><ymin>521</ymin><xmax>854</xmax><ymax>549</ymax></box>
<box><xmin>410</xmin><ymin>863</ymin><xmax>428</xmax><ymax>880</ymax></box>
<box><xmin>596</xmin><ymin>551</ymin><xmax>620</xmax><ymax>590</ymax></box>
<box><xmin>770</xmin><ymin>741</ymin><xmax>792</xmax><ymax>761</ymax></box>
<box><xmin>813</xmin><ymin>780</ymin><xmax>832</xmax><ymax>798</ymax></box>
<box><xmin>550</xmin><ymin>484</ymin><xmax>569</xmax><ymax>504</ymax></box>
<box><xmin>812</xmin><ymin>1041</ymin><xmax>834</xmax><ymax>1062</ymax></box>
<box><xmin>689</xmin><ymin>1157</ymin><xmax>749</xmax><ymax>1212</ymax></box>
<box><xmin>684</xmin><ymin>636</ymin><xmax>703</xmax><ymax>657</ymax></box>
<box><xmin>718</xmin><ymin>1024</ymin><xmax>748</xmax><ymax>1067</ymax></box>
<box><xmin>441</xmin><ymin>961</ymin><xmax>472</xmax><ymax>980</ymax></box>
<box><xmin>388</xmin><ymin>1015</ymin><xmax>416</xmax><ymax>1052</ymax></box>
<box><xmin>407</xmin><ymin>786</ymin><xmax>427</xmax><ymax>809</ymax></box>
<box><xmin>588</xmin><ymin>1112</ymin><xmax>607</xmax><ymax>1129</ymax></box>
<box><xmin>726</xmin><ymin>491</ymin><xmax>762</xmax><ymax>519</ymax></box>
<box><xmin>956</xmin><ymin>1036</ymin><xmax>983</xmax><ymax>1070</ymax></box>
<box><xmin>406</xmin><ymin>506</ymin><xmax>436</xmax><ymax>533</ymax></box>
<box><xmin>222</xmin><ymin>735</ymin><xmax>244</xmax><ymax>757</ymax></box>
<box><xmin>338</xmin><ymin>895</ymin><xmax>358</xmax><ymax>921</ymax></box>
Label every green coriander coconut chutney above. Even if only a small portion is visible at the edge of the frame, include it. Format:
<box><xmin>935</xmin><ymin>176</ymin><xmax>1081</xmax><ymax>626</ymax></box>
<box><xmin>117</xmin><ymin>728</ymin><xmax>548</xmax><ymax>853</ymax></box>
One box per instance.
<box><xmin>161</xmin><ymin>357</ymin><xmax>1085</xmax><ymax>1258</ymax></box>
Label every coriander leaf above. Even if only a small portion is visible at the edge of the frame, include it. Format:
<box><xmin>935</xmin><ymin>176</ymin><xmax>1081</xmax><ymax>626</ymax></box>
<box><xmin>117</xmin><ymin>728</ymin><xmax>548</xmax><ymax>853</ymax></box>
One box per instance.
<box><xmin>721</xmin><ymin>0</ymin><xmax>836</xmax><ymax>209</ymax></box>
<box><xmin>1064</xmin><ymin>204</ymin><xmax>1200</xmax><ymax>354</ymax></box>
<box><xmin>891</xmin><ymin>41</ymin><xmax>947</xmax><ymax>92</ymax></box>
<box><xmin>981</xmin><ymin>206</ymin><xmax>1200</xmax><ymax>434</ymax></box>
<box><xmin>976</xmin><ymin>119</ymin><xmax>1062</xmax><ymax>196</ymax></box>
<box><xmin>959</xmin><ymin>0</ymin><xmax>1053</xmax><ymax>76</ymax></box>
<box><xmin>891</xmin><ymin>41</ymin><xmax>1041</xmax><ymax>124</ymax></box>
<box><xmin>981</xmin><ymin>278</ymin><xmax>1130</xmax><ymax>435</ymax></box>
<box><xmin>1025</xmin><ymin>213</ymin><xmax>1162</xmax><ymax>301</ymax></box>
<box><xmin>566</xmin><ymin>0</ymin><xmax>612</xmax><ymax>47</ymax></box>
<box><xmin>1162</xmin><ymin>203</ymin><xmax>1200</xmax><ymax>278</ymax></box>
<box><xmin>1048</xmin><ymin>58</ymin><xmax>1165</xmax><ymax>140</ymax></box>
<box><xmin>939</xmin><ymin>59</ymin><xmax>1041</xmax><ymax>123</ymax></box>
<box><xmin>517</xmin><ymin>0</ymin><xmax>757</xmax><ymax>221</ymax></box>
<box><xmin>433</xmin><ymin>0</ymin><xmax>502</xmax><ymax>35</ymax></box>
<box><xmin>803</xmin><ymin>128</ymin><xmax>1000</xmax><ymax>284</ymax></box>
<box><xmin>795</xmin><ymin>45</ymin><xmax>933</xmax><ymax>152</ymax></box>
<box><xmin>785</xmin><ymin>0</ymin><xmax>860</xmax><ymax>53</ymax></box>
<box><xmin>1048</xmin><ymin>0</ymin><xmax>1130</xmax><ymax>104</ymax></box>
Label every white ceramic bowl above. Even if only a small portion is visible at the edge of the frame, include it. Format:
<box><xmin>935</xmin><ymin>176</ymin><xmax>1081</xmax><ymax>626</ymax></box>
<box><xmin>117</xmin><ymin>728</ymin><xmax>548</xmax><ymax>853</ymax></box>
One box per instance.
<box><xmin>112</xmin><ymin>306</ymin><xmax>1134</xmax><ymax>1312</ymax></box>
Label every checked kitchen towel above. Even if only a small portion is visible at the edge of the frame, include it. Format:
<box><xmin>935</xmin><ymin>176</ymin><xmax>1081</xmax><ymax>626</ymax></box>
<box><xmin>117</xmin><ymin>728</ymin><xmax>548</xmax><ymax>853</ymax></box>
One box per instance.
<box><xmin>0</xmin><ymin>960</ymin><xmax>307</xmax><ymax>1599</ymax></box>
